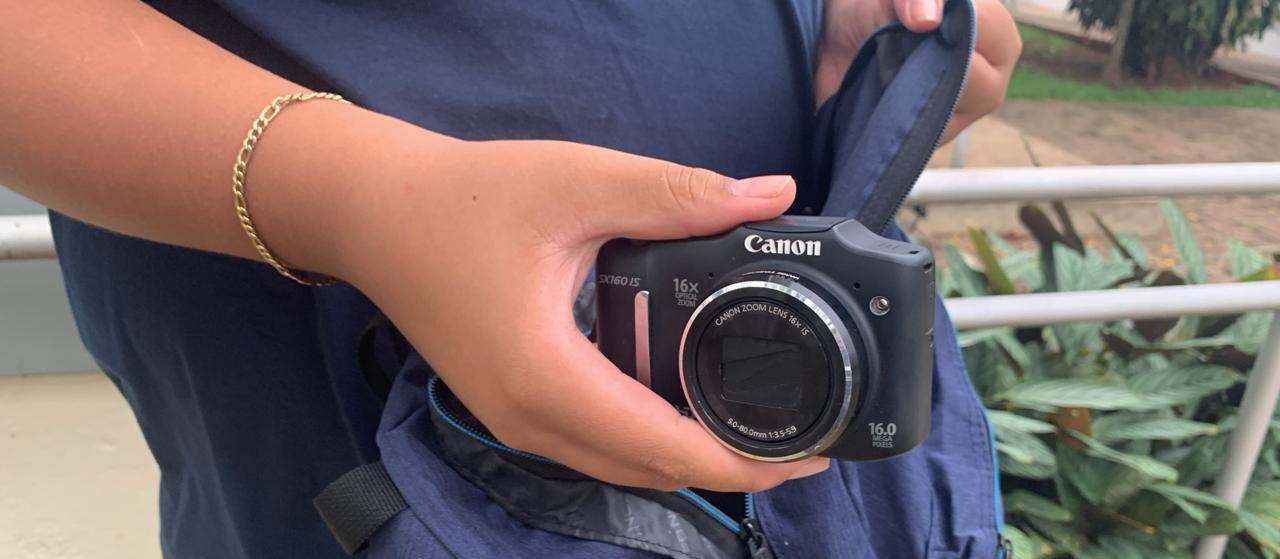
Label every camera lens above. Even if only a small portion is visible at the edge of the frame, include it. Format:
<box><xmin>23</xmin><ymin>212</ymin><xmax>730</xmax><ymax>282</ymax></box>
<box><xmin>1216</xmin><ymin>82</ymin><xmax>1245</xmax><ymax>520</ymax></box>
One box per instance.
<box><xmin>680</xmin><ymin>272</ymin><xmax>863</xmax><ymax>461</ymax></box>
<box><xmin>695</xmin><ymin>300</ymin><xmax>828</xmax><ymax>437</ymax></box>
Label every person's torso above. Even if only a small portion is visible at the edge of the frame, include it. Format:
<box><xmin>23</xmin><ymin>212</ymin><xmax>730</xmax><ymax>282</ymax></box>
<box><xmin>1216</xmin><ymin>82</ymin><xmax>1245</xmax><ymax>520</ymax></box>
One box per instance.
<box><xmin>52</xmin><ymin>2</ymin><xmax>824</xmax><ymax>557</ymax></box>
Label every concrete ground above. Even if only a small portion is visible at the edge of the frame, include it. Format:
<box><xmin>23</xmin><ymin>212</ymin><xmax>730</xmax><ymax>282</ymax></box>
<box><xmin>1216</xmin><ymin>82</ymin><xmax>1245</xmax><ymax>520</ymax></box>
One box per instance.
<box><xmin>1</xmin><ymin>373</ymin><xmax>160</xmax><ymax>559</ymax></box>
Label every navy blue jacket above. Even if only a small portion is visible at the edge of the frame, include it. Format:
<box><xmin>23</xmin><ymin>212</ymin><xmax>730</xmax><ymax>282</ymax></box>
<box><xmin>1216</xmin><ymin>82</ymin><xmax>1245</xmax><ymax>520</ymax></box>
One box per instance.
<box><xmin>50</xmin><ymin>2</ymin><xmax>1003</xmax><ymax>557</ymax></box>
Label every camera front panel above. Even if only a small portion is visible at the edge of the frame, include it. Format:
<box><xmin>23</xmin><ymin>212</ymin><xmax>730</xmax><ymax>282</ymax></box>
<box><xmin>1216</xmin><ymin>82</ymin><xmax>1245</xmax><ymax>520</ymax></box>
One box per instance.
<box><xmin>596</xmin><ymin>216</ymin><xmax>934</xmax><ymax>462</ymax></box>
<box><xmin>823</xmin><ymin>219</ymin><xmax>936</xmax><ymax>460</ymax></box>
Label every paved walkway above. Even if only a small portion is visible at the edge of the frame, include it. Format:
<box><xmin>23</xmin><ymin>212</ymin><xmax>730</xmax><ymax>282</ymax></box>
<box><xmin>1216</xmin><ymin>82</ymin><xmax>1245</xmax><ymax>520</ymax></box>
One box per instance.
<box><xmin>919</xmin><ymin>114</ymin><xmax>1174</xmax><ymax>245</ymax></box>
<box><xmin>918</xmin><ymin>99</ymin><xmax>1280</xmax><ymax>277</ymax></box>
<box><xmin>1014</xmin><ymin>2</ymin><xmax>1280</xmax><ymax>88</ymax></box>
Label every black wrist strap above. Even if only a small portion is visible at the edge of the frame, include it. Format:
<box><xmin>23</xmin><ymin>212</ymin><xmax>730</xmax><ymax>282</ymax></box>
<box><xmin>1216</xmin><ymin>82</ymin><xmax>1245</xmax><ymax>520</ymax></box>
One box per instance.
<box><xmin>313</xmin><ymin>461</ymin><xmax>409</xmax><ymax>555</ymax></box>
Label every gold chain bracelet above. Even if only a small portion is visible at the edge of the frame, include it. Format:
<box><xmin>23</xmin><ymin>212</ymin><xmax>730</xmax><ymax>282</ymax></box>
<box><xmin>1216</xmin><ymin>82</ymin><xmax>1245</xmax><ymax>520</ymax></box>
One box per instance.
<box><xmin>232</xmin><ymin>92</ymin><xmax>349</xmax><ymax>287</ymax></box>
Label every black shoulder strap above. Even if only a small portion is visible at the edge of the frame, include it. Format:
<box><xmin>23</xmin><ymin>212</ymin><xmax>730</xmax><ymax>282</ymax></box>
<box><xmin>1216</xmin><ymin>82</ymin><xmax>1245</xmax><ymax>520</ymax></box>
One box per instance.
<box><xmin>313</xmin><ymin>461</ymin><xmax>409</xmax><ymax>555</ymax></box>
<box><xmin>356</xmin><ymin>312</ymin><xmax>410</xmax><ymax>402</ymax></box>
<box><xmin>319</xmin><ymin>314</ymin><xmax>412</xmax><ymax>554</ymax></box>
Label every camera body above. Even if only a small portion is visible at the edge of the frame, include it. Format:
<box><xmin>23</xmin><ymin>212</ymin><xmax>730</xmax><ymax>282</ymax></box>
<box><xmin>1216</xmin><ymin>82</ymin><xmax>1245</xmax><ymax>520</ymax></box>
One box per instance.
<box><xmin>596</xmin><ymin>216</ymin><xmax>935</xmax><ymax>462</ymax></box>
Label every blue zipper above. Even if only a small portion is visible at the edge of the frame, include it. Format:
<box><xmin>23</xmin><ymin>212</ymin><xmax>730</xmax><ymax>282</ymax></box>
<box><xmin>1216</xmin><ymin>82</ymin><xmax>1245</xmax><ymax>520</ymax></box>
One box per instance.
<box><xmin>932</xmin><ymin>2</ymin><xmax>1008</xmax><ymax>556</ymax></box>
<box><xmin>427</xmin><ymin>375</ymin><xmax>765</xmax><ymax>542</ymax></box>
<box><xmin>874</xmin><ymin>0</ymin><xmax>978</xmax><ymax>233</ymax></box>
<box><xmin>673</xmin><ymin>489</ymin><xmax>746</xmax><ymax>534</ymax></box>
<box><xmin>427</xmin><ymin>375</ymin><xmax>558</xmax><ymax>465</ymax></box>
<box><xmin>872</xmin><ymin>1</ymin><xmax>1008</xmax><ymax>555</ymax></box>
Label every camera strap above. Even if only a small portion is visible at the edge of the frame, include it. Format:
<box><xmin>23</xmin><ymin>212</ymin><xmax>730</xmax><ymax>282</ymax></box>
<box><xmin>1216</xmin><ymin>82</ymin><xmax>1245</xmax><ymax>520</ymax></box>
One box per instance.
<box><xmin>810</xmin><ymin>0</ymin><xmax>974</xmax><ymax>232</ymax></box>
<box><xmin>312</xmin><ymin>461</ymin><xmax>408</xmax><ymax>554</ymax></box>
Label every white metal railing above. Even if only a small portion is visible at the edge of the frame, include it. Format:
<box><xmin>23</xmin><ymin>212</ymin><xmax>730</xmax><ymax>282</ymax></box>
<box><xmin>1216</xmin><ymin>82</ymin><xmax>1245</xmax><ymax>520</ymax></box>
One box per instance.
<box><xmin>5</xmin><ymin>162</ymin><xmax>1280</xmax><ymax>260</ymax></box>
<box><xmin>947</xmin><ymin>282</ymin><xmax>1280</xmax><ymax>329</ymax></box>
<box><xmin>911</xmin><ymin>162</ymin><xmax>1280</xmax><ymax>559</ymax></box>
<box><xmin>3</xmin><ymin>162</ymin><xmax>1279</xmax><ymax>558</ymax></box>
<box><xmin>910</xmin><ymin>162</ymin><xmax>1280</xmax><ymax>203</ymax></box>
<box><xmin>948</xmin><ymin>284</ymin><xmax>1280</xmax><ymax>559</ymax></box>
<box><xmin>5</xmin><ymin>162</ymin><xmax>1279</xmax><ymax>260</ymax></box>
<box><xmin>948</xmin><ymin>285</ymin><xmax>1280</xmax><ymax>559</ymax></box>
<box><xmin>1200</xmin><ymin>312</ymin><xmax>1280</xmax><ymax>559</ymax></box>
<box><xmin>0</xmin><ymin>214</ymin><xmax>53</xmax><ymax>260</ymax></box>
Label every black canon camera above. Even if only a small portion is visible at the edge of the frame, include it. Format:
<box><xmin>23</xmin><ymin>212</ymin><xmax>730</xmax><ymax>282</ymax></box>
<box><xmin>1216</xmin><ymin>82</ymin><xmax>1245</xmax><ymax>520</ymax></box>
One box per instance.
<box><xmin>595</xmin><ymin>216</ymin><xmax>935</xmax><ymax>462</ymax></box>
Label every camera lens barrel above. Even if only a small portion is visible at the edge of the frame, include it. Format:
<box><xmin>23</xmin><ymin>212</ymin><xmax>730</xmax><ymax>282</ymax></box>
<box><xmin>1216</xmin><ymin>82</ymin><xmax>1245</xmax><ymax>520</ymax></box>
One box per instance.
<box><xmin>678</xmin><ymin>271</ymin><xmax>864</xmax><ymax>462</ymax></box>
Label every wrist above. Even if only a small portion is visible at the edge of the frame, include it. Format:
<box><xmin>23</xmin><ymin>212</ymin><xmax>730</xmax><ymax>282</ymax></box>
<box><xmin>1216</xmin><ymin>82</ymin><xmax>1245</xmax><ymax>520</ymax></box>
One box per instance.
<box><xmin>238</xmin><ymin>100</ymin><xmax>461</xmax><ymax>285</ymax></box>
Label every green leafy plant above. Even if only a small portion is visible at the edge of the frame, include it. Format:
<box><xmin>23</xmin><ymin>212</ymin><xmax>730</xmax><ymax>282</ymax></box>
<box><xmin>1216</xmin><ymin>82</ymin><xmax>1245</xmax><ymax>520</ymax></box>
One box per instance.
<box><xmin>939</xmin><ymin>199</ymin><xmax>1280</xmax><ymax>557</ymax></box>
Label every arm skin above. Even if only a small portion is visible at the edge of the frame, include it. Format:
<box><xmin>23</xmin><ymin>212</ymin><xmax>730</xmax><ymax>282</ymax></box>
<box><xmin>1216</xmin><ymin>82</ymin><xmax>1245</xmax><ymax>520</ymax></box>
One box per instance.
<box><xmin>0</xmin><ymin>1</ymin><xmax>452</xmax><ymax>275</ymax></box>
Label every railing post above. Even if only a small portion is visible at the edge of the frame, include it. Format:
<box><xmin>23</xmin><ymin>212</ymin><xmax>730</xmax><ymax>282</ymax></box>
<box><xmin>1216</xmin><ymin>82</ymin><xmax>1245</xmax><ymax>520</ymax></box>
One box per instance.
<box><xmin>1196</xmin><ymin>311</ymin><xmax>1280</xmax><ymax>559</ymax></box>
<box><xmin>949</xmin><ymin>127</ymin><xmax>972</xmax><ymax>168</ymax></box>
<box><xmin>0</xmin><ymin>214</ymin><xmax>54</xmax><ymax>260</ymax></box>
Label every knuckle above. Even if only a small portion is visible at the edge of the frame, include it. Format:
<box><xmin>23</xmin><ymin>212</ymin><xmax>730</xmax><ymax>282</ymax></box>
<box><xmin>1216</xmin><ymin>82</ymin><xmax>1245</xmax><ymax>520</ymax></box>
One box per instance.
<box><xmin>985</xmin><ymin>89</ymin><xmax>1008</xmax><ymax>114</ymax></box>
<box><xmin>687</xmin><ymin>167</ymin><xmax>722</xmax><ymax>203</ymax></box>
<box><xmin>658</xmin><ymin>164</ymin><xmax>725</xmax><ymax>237</ymax></box>
<box><xmin>964</xmin><ymin>84</ymin><xmax>1006</xmax><ymax>119</ymax></box>
<box><xmin>660</xmin><ymin>165</ymin><xmax>721</xmax><ymax>211</ymax></box>
<box><xmin>660</xmin><ymin>163</ymin><xmax>698</xmax><ymax>215</ymax></box>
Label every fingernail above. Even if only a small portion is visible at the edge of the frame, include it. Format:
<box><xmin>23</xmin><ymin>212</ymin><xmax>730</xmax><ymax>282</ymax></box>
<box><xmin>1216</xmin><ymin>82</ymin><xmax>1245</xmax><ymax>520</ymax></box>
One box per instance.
<box><xmin>787</xmin><ymin>458</ymin><xmax>830</xmax><ymax>480</ymax></box>
<box><xmin>914</xmin><ymin>0</ymin><xmax>941</xmax><ymax>23</ymax></box>
<box><xmin>727</xmin><ymin>175</ymin><xmax>792</xmax><ymax>198</ymax></box>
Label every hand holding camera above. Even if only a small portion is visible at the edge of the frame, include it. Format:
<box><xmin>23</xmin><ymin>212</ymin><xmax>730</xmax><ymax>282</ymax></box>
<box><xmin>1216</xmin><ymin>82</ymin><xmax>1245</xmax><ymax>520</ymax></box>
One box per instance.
<box><xmin>337</xmin><ymin>138</ymin><xmax>830</xmax><ymax>491</ymax></box>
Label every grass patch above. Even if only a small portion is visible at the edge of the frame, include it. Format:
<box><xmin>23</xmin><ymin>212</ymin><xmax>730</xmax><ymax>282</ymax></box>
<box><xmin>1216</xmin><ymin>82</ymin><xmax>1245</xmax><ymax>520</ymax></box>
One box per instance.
<box><xmin>1008</xmin><ymin>67</ymin><xmax>1280</xmax><ymax>107</ymax></box>
<box><xmin>1018</xmin><ymin>24</ymin><xmax>1078</xmax><ymax>56</ymax></box>
<box><xmin>1008</xmin><ymin>23</ymin><xmax>1280</xmax><ymax>108</ymax></box>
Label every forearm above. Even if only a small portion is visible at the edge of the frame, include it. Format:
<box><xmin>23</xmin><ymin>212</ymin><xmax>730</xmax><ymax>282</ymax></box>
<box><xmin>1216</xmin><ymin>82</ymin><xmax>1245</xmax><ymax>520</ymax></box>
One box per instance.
<box><xmin>0</xmin><ymin>1</ymin><xmax>455</xmax><ymax>274</ymax></box>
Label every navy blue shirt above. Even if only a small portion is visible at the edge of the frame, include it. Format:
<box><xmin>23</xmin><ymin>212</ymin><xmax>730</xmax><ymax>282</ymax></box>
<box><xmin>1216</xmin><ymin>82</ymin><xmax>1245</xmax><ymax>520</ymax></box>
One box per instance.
<box><xmin>52</xmin><ymin>2</ymin><xmax>824</xmax><ymax>557</ymax></box>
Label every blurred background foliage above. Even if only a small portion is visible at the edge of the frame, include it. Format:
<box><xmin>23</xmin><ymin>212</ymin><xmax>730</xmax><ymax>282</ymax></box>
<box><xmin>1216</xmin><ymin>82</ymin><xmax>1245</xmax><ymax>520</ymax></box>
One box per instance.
<box><xmin>941</xmin><ymin>199</ymin><xmax>1280</xmax><ymax>557</ymax></box>
<box><xmin>1068</xmin><ymin>0</ymin><xmax>1280</xmax><ymax>79</ymax></box>
<box><xmin>1009</xmin><ymin>23</ymin><xmax>1280</xmax><ymax>107</ymax></box>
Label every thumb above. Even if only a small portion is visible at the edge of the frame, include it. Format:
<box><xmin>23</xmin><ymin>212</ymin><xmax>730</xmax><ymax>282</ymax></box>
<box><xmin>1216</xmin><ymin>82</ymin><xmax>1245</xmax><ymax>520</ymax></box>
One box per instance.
<box><xmin>896</xmin><ymin>0</ymin><xmax>943</xmax><ymax>33</ymax></box>
<box><xmin>586</xmin><ymin>160</ymin><xmax>796</xmax><ymax>241</ymax></box>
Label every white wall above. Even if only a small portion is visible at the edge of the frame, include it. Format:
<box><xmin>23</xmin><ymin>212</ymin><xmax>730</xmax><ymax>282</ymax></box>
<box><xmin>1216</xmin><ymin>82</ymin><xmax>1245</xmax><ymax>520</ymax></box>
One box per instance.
<box><xmin>0</xmin><ymin>188</ymin><xmax>95</xmax><ymax>375</ymax></box>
